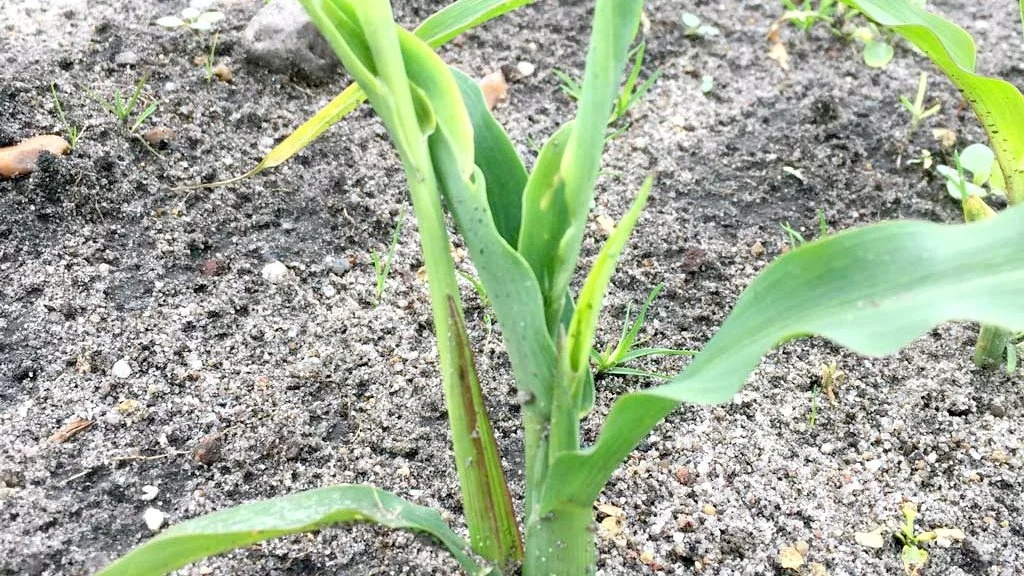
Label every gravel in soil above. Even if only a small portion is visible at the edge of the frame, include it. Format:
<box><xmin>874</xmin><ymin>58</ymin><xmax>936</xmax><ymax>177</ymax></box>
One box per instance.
<box><xmin>1</xmin><ymin>0</ymin><xmax>1022</xmax><ymax>574</ymax></box>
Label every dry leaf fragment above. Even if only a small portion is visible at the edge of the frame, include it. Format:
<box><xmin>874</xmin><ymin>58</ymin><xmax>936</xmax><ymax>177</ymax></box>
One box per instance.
<box><xmin>854</xmin><ymin>528</ymin><xmax>885</xmax><ymax>549</ymax></box>
<box><xmin>932</xmin><ymin>127</ymin><xmax>957</xmax><ymax>148</ymax></box>
<box><xmin>808</xmin><ymin>562</ymin><xmax>829</xmax><ymax>576</ymax></box>
<box><xmin>594</xmin><ymin>214</ymin><xmax>615</xmax><ymax>237</ymax></box>
<box><xmin>778</xmin><ymin>546</ymin><xmax>804</xmax><ymax>570</ymax></box>
<box><xmin>768</xmin><ymin>42</ymin><xmax>790</xmax><ymax>71</ymax></box>
<box><xmin>49</xmin><ymin>416</ymin><xmax>93</xmax><ymax>443</ymax></box>
<box><xmin>479</xmin><ymin>70</ymin><xmax>508</xmax><ymax>111</ymax></box>
<box><xmin>930</xmin><ymin>527</ymin><xmax>966</xmax><ymax>547</ymax></box>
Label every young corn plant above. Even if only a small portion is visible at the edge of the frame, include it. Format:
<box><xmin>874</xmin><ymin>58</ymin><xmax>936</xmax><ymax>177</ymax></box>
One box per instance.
<box><xmin>99</xmin><ymin>1</ymin><xmax>1024</xmax><ymax>575</ymax></box>
<box><xmin>843</xmin><ymin>0</ymin><xmax>1024</xmax><ymax>368</ymax></box>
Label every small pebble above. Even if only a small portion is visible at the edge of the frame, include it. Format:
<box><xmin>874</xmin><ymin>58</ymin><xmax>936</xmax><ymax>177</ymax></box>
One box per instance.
<box><xmin>142</xmin><ymin>126</ymin><xmax>176</xmax><ymax>150</ymax></box>
<box><xmin>702</xmin><ymin>504</ymin><xmax>717</xmax><ymax>516</ymax></box>
<box><xmin>479</xmin><ymin>70</ymin><xmax>508</xmax><ymax>111</ymax></box>
<box><xmin>750</xmin><ymin>241</ymin><xmax>765</xmax><ymax>257</ymax></box>
<box><xmin>139</xmin><ymin>485</ymin><xmax>159</xmax><ymax>501</ymax></box>
<box><xmin>143</xmin><ymin>507</ymin><xmax>165</xmax><ymax>531</ymax></box>
<box><xmin>111</xmin><ymin>359</ymin><xmax>132</xmax><ymax>379</ymax></box>
<box><xmin>324</xmin><ymin>256</ymin><xmax>351</xmax><ymax>276</ymax></box>
<box><xmin>211</xmin><ymin>63</ymin><xmax>232</xmax><ymax>82</ymax></box>
<box><xmin>322</xmin><ymin>283</ymin><xmax>337</xmax><ymax>298</ymax></box>
<box><xmin>990</xmin><ymin>404</ymin><xmax>1006</xmax><ymax>417</ymax></box>
<box><xmin>397</xmin><ymin>466</ymin><xmax>411</xmax><ymax>477</ymax></box>
<box><xmin>516</xmin><ymin>61</ymin><xmax>536</xmax><ymax>77</ymax></box>
<box><xmin>194</xmin><ymin>433</ymin><xmax>223</xmax><ymax>465</ymax></box>
<box><xmin>261</xmin><ymin>261</ymin><xmax>290</xmax><ymax>283</ymax></box>
<box><xmin>115</xmin><ymin>51</ymin><xmax>140</xmax><ymax>66</ymax></box>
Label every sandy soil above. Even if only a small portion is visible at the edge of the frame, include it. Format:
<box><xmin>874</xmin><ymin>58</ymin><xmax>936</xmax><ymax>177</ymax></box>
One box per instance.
<box><xmin>1</xmin><ymin>0</ymin><xmax>1022</xmax><ymax>574</ymax></box>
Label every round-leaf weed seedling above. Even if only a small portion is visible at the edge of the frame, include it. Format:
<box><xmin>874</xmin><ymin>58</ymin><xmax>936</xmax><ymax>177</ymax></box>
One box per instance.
<box><xmin>156</xmin><ymin>4</ymin><xmax>225</xmax><ymax>32</ymax></box>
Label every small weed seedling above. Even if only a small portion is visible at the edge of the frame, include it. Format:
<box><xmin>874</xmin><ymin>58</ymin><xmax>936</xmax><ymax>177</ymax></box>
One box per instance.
<box><xmin>900</xmin><ymin>72</ymin><xmax>940</xmax><ymax>134</ymax></box>
<box><xmin>681</xmin><ymin>11</ymin><xmax>721</xmax><ymax>38</ymax></box>
<box><xmin>554</xmin><ymin>40</ymin><xmax>661</xmax><ymax>136</ymax></box>
<box><xmin>591</xmin><ymin>284</ymin><xmax>694</xmax><ymax>379</ymax></box>
<box><xmin>780</xmin><ymin>0</ymin><xmax>837</xmax><ymax>31</ymax></box>
<box><xmin>371</xmin><ymin>206</ymin><xmax>405</xmax><ymax>305</ymax></box>
<box><xmin>809</xmin><ymin>361</ymin><xmax>842</xmax><ymax>426</ymax></box>
<box><xmin>203</xmin><ymin>32</ymin><xmax>220</xmax><ymax>83</ymax></box>
<box><xmin>156</xmin><ymin>6</ymin><xmax>225</xmax><ymax>32</ymax></box>
<box><xmin>91</xmin><ymin>75</ymin><xmax>158</xmax><ymax>133</ymax></box>
<box><xmin>936</xmin><ymin>143</ymin><xmax>1005</xmax><ymax>201</ymax></box>
<box><xmin>50</xmin><ymin>83</ymin><xmax>86</xmax><ymax>149</ymax></box>
<box><xmin>895</xmin><ymin>502</ymin><xmax>965</xmax><ymax>576</ymax></box>
<box><xmin>781</xmin><ymin>209</ymin><xmax>828</xmax><ymax>249</ymax></box>
<box><xmin>457</xmin><ymin>269</ymin><xmax>495</xmax><ymax>340</ymax></box>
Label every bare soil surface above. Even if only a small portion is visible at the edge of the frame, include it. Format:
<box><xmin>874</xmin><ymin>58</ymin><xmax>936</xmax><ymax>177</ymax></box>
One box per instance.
<box><xmin>1</xmin><ymin>0</ymin><xmax>1022</xmax><ymax>574</ymax></box>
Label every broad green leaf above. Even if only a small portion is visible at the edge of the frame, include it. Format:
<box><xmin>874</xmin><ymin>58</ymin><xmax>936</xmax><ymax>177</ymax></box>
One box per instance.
<box><xmin>96</xmin><ymin>485</ymin><xmax>488</xmax><ymax>576</ymax></box>
<box><xmin>844</xmin><ymin>0</ymin><xmax>1024</xmax><ymax>204</ymax></box>
<box><xmin>542</xmin><ymin>205</ymin><xmax>1024</xmax><ymax>512</ymax></box>
<box><xmin>198</xmin><ymin>0</ymin><xmax>532</xmax><ymax>188</ymax></box>
<box><xmin>517</xmin><ymin>0</ymin><xmax>645</xmax><ymax>332</ymax></box>
<box><xmin>451</xmin><ymin>69</ymin><xmax>528</xmax><ymax>246</ymax></box>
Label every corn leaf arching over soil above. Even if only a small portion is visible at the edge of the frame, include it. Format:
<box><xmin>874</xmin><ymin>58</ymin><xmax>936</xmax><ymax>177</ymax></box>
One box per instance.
<box><xmin>844</xmin><ymin>0</ymin><xmax>1024</xmax><ymax>204</ymax></box>
<box><xmin>197</xmin><ymin>0</ymin><xmax>533</xmax><ymax>188</ymax></box>
<box><xmin>95</xmin><ymin>485</ymin><xmax>488</xmax><ymax>576</ymax></box>
<box><xmin>542</xmin><ymin>205</ymin><xmax>1024</xmax><ymax>513</ymax></box>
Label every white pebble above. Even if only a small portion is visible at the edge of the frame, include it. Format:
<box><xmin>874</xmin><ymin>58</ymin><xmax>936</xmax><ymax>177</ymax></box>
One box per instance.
<box><xmin>261</xmin><ymin>261</ymin><xmax>290</xmax><ymax>283</ymax></box>
<box><xmin>322</xmin><ymin>283</ymin><xmax>337</xmax><ymax>298</ymax></box>
<box><xmin>140</xmin><ymin>485</ymin><xmax>160</xmax><ymax>501</ymax></box>
<box><xmin>143</xmin><ymin>507</ymin><xmax>166</xmax><ymax>531</ymax></box>
<box><xmin>111</xmin><ymin>359</ymin><xmax>132</xmax><ymax>379</ymax></box>
<box><xmin>517</xmin><ymin>61</ymin><xmax>536</xmax><ymax>77</ymax></box>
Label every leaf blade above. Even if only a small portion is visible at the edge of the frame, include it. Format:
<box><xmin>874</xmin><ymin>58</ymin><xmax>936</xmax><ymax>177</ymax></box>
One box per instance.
<box><xmin>543</xmin><ymin>205</ymin><xmax>1024</xmax><ymax>512</ymax></box>
<box><xmin>96</xmin><ymin>485</ymin><xmax>486</xmax><ymax>576</ymax></box>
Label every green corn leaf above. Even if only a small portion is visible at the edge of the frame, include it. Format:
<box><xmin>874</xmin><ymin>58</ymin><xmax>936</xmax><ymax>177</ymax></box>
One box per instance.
<box><xmin>451</xmin><ymin>69</ymin><xmax>528</xmax><ymax>246</ymax></box>
<box><xmin>843</xmin><ymin>0</ymin><xmax>1024</xmax><ymax>204</ymax></box>
<box><xmin>196</xmin><ymin>0</ymin><xmax>532</xmax><ymax>189</ymax></box>
<box><xmin>96</xmin><ymin>485</ymin><xmax>489</xmax><ymax>576</ymax></box>
<box><xmin>432</xmin><ymin>72</ymin><xmax>558</xmax><ymax>519</ymax></box>
<box><xmin>417</xmin><ymin>0</ymin><xmax>535</xmax><ymax>47</ymax></box>
<box><xmin>517</xmin><ymin>0</ymin><xmax>645</xmax><ymax>332</ymax></box>
<box><xmin>567</xmin><ymin>177</ymin><xmax>652</xmax><ymax>382</ymax></box>
<box><xmin>542</xmin><ymin>205</ymin><xmax>1024</xmax><ymax>513</ymax></box>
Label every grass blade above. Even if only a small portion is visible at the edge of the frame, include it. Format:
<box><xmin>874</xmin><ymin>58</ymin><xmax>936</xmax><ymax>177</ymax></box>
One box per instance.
<box><xmin>544</xmin><ymin>205</ymin><xmax>1024</xmax><ymax>513</ymax></box>
<box><xmin>96</xmin><ymin>485</ymin><xmax>487</xmax><ymax>576</ymax></box>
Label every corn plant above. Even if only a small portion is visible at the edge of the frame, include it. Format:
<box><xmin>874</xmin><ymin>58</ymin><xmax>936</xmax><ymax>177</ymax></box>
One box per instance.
<box><xmin>842</xmin><ymin>0</ymin><xmax>1024</xmax><ymax>369</ymax></box>
<box><xmin>97</xmin><ymin>1</ymin><xmax>1024</xmax><ymax>574</ymax></box>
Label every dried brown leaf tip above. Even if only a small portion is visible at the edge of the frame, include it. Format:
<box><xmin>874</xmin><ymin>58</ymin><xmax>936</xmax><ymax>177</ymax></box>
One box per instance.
<box><xmin>0</xmin><ymin>135</ymin><xmax>70</xmax><ymax>178</ymax></box>
<box><xmin>49</xmin><ymin>416</ymin><xmax>93</xmax><ymax>443</ymax></box>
